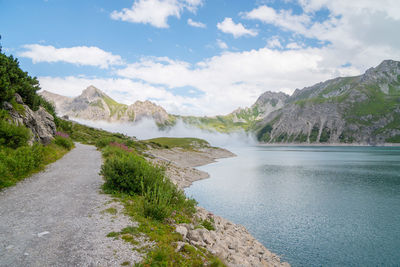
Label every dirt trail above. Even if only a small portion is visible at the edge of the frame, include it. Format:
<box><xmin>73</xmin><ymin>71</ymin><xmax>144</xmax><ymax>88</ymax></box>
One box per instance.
<box><xmin>0</xmin><ymin>143</ymin><xmax>141</xmax><ymax>267</ymax></box>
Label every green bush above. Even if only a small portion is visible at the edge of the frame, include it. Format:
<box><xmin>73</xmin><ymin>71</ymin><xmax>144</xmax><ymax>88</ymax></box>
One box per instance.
<box><xmin>96</xmin><ymin>137</ymin><xmax>118</xmax><ymax>148</ymax></box>
<box><xmin>0</xmin><ymin>50</ymin><xmax>41</xmax><ymax>110</ymax></box>
<box><xmin>0</xmin><ymin>119</ymin><xmax>31</xmax><ymax>148</ymax></box>
<box><xmin>1</xmin><ymin>143</ymin><xmax>44</xmax><ymax>179</ymax></box>
<box><xmin>201</xmin><ymin>218</ymin><xmax>216</xmax><ymax>231</ymax></box>
<box><xmin>143</xmin><ymin>183</ymin><xmax>174</xmax><ymax>221</ymax></box>
<box><xmin>101</xmin><ymin>148</ymin><xmax>196</xmax><ymax>221</ymax></box>
<box><xmin>0</xmin><ymin>161</ymin><xmax>11</xmax><ymax>188</ymax></box>
<box><xmin>101</xmin><ymin>153</ymin><xmax>165</xmax><ymax>195</ymax></box>
<box><xmin>53</xmin><ymin>136</ymin><xmax>74</xmax><ymax>150</ymax></box>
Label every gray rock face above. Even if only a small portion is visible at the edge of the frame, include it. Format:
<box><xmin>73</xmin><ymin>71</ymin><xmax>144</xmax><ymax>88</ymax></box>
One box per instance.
<box><xmin>3</xmin><ymin>94</ymin><xmax>56</xmax><ymax>144</ymax></box>
<box><xmin>176</xmin><ymin>207</ymin><xmax>290</xmax><ymax>267</ymax></box>
<box><xmin>40</xmin><ymin>86</ymin><xmax>171</xmax><ymax>124</ymax></box>
<box><xmin>255</xmin><ymin>60</ymin><xmax>400</xmax><ymax>144</ymax></box>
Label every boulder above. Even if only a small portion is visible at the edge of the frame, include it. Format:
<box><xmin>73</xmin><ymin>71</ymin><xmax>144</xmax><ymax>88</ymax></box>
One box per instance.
<box><xmin>3</xmin><ymin>94</ymin><xmax>56</xmax><ymax>145</ymax></box>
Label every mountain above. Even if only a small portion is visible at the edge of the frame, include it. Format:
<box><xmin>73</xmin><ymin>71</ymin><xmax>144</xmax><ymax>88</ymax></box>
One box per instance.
<box><xmin>41</xmin><ymin>60</ymin><xmax>400</xmax><ymax>145</ymax></box>
<box><xmin>40</xmin><ymin>86</ymin><xmax>175</xmax><ymax>125</ymax></box>
<box><xmin>254</xmin><ymin>60</ymin><xmax>400</xmax><ymax>145</ymax></box>
<box><xmin>176</xmin><ymin>91</ymin><xmax>288</xmax><ymax>133</ymax></box>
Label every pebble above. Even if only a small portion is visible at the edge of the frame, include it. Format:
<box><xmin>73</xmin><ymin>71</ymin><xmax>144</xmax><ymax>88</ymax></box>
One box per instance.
<box><xmin>37</xmin><ymin>231</ymin><xmax>50</xmax><ymax>237</ymax></box>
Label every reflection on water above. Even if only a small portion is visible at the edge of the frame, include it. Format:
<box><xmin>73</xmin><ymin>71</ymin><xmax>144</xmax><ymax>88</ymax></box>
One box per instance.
<box><xmin>185</xmin><ymin>146</ymin><xmax>400</xmax><ymax>266</ymax></box>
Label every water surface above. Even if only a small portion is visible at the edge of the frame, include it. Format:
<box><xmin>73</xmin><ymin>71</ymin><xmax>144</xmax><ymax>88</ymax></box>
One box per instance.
<box><xmin>185</xmin><ymin>146</ymin><xmax>400</xmax><ymax>266</ymax></box>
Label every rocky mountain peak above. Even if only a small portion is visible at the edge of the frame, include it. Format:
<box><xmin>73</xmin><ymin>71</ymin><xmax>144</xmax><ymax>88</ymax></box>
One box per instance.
<box><xmin>253</xmin><ymin>91</ymin><xmax>289</xmax><ymax>107</ymax></box>
<box><xmin>40</xmin><ymin>87</ymin><xmax>172</xmax><ymax>125</ymax></box>
<box><xmin>79</xmin><ymin>85</ymin><xmax>105</xmax><ymax>100</ymax></box>
<box><xmin>362</xmin><ymin>59</ymin><xmax>400</xmax><ymax>85</ymax></box>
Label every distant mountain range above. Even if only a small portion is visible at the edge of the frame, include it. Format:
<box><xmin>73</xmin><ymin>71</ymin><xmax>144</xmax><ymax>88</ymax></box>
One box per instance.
<box><xmin>41</xmin><ymin>60</ymin><xmax>400</xmax><ymax>145</ymax></box>
<box><xmin>40</xmin><ymin>86</ymin><xmax>175</xmax><ymax>126</ymax></box>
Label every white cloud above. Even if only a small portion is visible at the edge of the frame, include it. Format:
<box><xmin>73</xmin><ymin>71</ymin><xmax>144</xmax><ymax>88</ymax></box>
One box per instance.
<box><xmin>113</xmin><ymin>47</ymin><xmax>362</xmax><ymax>115</ymax></box>
<box><xmin>286</xmin><ymin>42</ymin><xmax>302</xmax><ymax>49</ymax></box>
<box><xmin>19</xmin><ymin>45</ymin><xmax>123</xmax><ymax>69</ymax></box>
<box><xmin>35</xmin><ymin>1</ymin><xmax>400</xmax><ymax>116</ymax></box>
<box><xmin>187</xmin><ymin>18</ymin><xmax>206</xmax><ymax>28</ymax></box>
<box><xmin>266</xmin><ymin>36</ymin><xmax>282</xmax><ymax>49</ymax></box>
<box><xmin>110</xmin><ymin>0</ymin><xmax>203</xmax><ymax>28</ymax></box>
<box><xmin>216</xmin><ymin>39</ymin><xmax>228</xmax><ymax>49</ymax></box>
<box><xmin>243</xmin><ymin>5</ymin><xmax>311</xmax><ymax>33</ymax></box>
<box><xmin>243</xmin><ymin>2</ymin><xmax>400</xmax><ymax>69</ymax></box>
<box><xmin>217</xmin><ymin>18</ymin><xmax>258</xmax><ymax>38</ymax></box>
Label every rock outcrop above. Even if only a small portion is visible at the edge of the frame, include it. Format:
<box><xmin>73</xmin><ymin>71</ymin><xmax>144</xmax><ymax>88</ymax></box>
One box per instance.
<box><xmin>3</xmin><ymin>93</ymin><xmax>56</xmax><ymax>144</ymax></box>
<box><xmin>175</xmin><ymin>207</ymin><xmax>289</xmax><ymax>267</ymax></box>
<box><xmin>40</xmin><ymin>86</ymin><xmax>172</xmax><ymax>125</ymax></box>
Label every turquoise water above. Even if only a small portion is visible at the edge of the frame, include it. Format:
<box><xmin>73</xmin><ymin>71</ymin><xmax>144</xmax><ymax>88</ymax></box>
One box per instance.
<box><xmin>185</xmin><ymin>146</ymin><xmax>400</xmax><ymax>266</ymax></box>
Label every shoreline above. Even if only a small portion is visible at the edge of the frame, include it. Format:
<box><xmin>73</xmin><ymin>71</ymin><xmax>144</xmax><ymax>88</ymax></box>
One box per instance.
<box><xmin>258</xmin><ymin>142</ymin><xmax>400</xmax><ymax>147</ymax></box>
<box><xmin>147</xmin><ymin>146</ymin><xmax>290</xmax><ymax>267</ymax></box>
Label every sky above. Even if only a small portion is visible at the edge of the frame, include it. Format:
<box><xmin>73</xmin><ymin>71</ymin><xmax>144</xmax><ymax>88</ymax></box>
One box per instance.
<box><xmin>1</xmin><ymin>0</ymin><xmax>400</xmax><ymax>116</ymax></box>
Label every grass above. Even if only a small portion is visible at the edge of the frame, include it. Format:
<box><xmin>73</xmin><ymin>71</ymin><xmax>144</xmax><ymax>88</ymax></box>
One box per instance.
<box><xmin>0</xmin><ymin>141</ymin><xmax>72</xmax><ymax>190</ymax></box>
<box><xmin>112</xmin><ymin>193</ymin><xmax>225</xmax><ymax>267</ymax></box>
<box><xmin>144</xmin><ymin>137</ymin><xmax>210</xmax><ymax>150</ymax></box>
<box><xmin>102</xmin><ymin>207</ymin><xmax>118</xmax><ymax>215</ymax></box>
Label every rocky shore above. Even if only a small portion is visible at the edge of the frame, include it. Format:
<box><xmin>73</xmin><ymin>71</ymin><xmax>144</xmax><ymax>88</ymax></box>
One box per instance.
<box><xmin>148</xmin><ymin>147</ymin><xmax>290</xmax><ymax>267</ymax></box>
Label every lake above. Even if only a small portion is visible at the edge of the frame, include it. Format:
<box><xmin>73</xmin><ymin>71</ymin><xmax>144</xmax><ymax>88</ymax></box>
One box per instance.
<box><xmin>185</xmin><ymin>146</ymin><xmax>400</xmax><ymax>266</ymax></box>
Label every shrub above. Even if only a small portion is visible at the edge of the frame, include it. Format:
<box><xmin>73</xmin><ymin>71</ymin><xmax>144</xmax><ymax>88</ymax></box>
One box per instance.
<box><xmin>101</xmin><ymin>147</ymin><xmax>197</xmax><ymax>221</ymax></box>
<box><xmin>201</xmin><ymin>218</ymin><xmax>216</xmax><ymax>231</ymax></box>
<box><xmin>55</xmin><ymin>131</ymin><xmax>69</xmax><ymax>138</ymax></box>
<box><xmin>3</xmin><ymin>143</ymin><xmax>44</xmax><ymax>178</ymax></box>
<box><xmin>0</xmin><ymin>51</ymin><xmax>41</xmax><ymax>110</ymax></box>
<box><xmin>0</xmin><ymin>161</ymin><xmax>10</xmax><ymax>188</ymax></box>
<box><xmin>96</xmin><ymin>137</ymin><xmax>118</xmax><ymax>148</ymax></box>
<box><xmin>142</xmin><ymin>181</ymin><xmax>177</xmax><ymax>221</ymax></box>
<box><xmin>53</xmin><ymin>135</ymin><xmax>74</xmax><ymax>150</ymax></box>
<box><xmin>101</xmin><ymin>153</ymin><xmax>164</xmax><ymax>195</ymax></box>
<box><xmin>0</xmin><ymin>119</ymin><xmax>31</xmax><ymax>148</ymax></box>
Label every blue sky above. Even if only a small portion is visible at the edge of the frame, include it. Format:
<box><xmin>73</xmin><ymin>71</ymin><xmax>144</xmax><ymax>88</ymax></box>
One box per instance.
<box><xmin>1</xmin><ymin>0</ymin><xmax>400</xmax><ymax>115</ymax></box>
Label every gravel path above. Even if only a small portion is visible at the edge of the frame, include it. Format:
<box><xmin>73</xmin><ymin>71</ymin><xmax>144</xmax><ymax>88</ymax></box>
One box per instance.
<box><xmin>0</xmin><ymin>143</ymin><xmax>142</xmax><ymax>267</ymax></box>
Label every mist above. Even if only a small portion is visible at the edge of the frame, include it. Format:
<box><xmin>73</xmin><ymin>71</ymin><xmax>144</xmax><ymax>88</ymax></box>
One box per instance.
<box><xmin>72</xmin><ymin>118</ymin><xmax>257</xmax><ymax>149</ymax></box>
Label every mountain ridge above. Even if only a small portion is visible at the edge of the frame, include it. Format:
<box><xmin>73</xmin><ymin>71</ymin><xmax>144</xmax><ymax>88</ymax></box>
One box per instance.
<box><xmin>41</xmin><ymin>60</ymin><xmax>400</xmax><ymax>144</ymax></box>
<box><xmin>40</xmin><ymin>86</ymin><xmax>174</xmax><ymax>125</ymax></box>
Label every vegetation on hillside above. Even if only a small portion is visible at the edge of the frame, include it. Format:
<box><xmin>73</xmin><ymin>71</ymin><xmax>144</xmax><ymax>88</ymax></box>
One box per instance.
<box><xmin>174</xmin><ymin>106</ymin><xmax>261</xmax><ymax>134</ymax></box>
<box><xmin>144</xmin><ymin>137</ymin><xmax>211</xmax><ymax>150</ymax></box>
<box><xmin>0</xmin><ymin>45</ymin><xmax>74</xmax><ymax>189</ymax></box>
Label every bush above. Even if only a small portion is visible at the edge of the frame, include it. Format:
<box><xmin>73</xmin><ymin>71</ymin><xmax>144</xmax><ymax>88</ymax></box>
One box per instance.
<box><xmin>0</xmin><ymin>119</ymin><xmax>31</xmax><ymax>148</ymax></box>
<box><xmin>143</xmin><ymin>182</ymin><xmax>175</xmax><ymax>221</ymax></box>
<box><xmin>101</xmin><ymin>148</ymin><xmax>197</xmax><ymax>221</ymax></box>
<box><xmin>1</xmin><ymin>143</ymin><xmax>44</xmax><ymax>178</ymax></box>
<box><xmin>101</xmin><ymin>153</ymin><xmax>165</xmax><ymax>195</ymax></box>
<box><xmin>96</xmin><ymin>137</ymin><xmax>119</xmax><ymax>148</ymax></box>
<box><xmin>201</xmin><ymin>218</ymin><xmax>216</xmax><ymax>231</ymax></box>
<box><xmin>0</xmin><ymin>51</ymin><xmax>41</xmax><ymax>110</ymax></box>
<box><xmin>0</xmin><ymin>161</ymin><xmax>11</xmax><ymax>188</ymax></box>
<box><xmin>53</xmin><ymin>135</ymin><xmax>74</xmax><ymax>150</ymax></box>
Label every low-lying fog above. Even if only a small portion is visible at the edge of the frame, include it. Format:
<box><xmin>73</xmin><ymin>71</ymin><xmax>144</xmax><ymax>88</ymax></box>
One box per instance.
<box><xmin>72</xmin><ymin>118</ymin><xmax>256</xmax><ymax>148</ymax></box>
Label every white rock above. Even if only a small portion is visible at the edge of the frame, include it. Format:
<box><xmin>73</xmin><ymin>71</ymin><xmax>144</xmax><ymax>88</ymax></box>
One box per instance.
<box><xmin>37</xmin><ymin>231</ymin><xmax>50</xmax><ymax>237</ymax></box>
<box><xmin>175</xmin><ymin>225</ymin><xmax>188</xmax><ymax>240</ymax></box>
